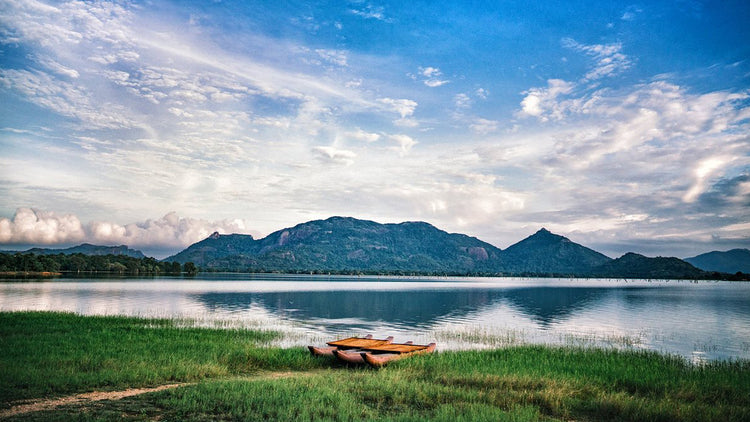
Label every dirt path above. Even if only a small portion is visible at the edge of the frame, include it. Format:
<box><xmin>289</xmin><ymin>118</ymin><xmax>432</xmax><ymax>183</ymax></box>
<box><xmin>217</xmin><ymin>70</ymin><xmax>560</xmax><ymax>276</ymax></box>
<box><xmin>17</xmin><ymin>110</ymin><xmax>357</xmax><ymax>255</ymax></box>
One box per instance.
<box><xmin>0</xmin><ymin>383</ymin><xmax>189</xmax><ymax>419</ymax></box>
<box><xmin>0</xmin><ymin>371</ymin><xmax>315</xmax><ymax>419</ymax></box>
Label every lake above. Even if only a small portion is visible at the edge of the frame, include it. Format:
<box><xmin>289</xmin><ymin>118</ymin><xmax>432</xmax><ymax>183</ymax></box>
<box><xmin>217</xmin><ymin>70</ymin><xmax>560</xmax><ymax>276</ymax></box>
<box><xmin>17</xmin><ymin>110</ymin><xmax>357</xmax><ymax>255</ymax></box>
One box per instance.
<box><xmin>1</xmin><ymin>274</ymin><xmax>749</xmax><ymax>362</ymax></box>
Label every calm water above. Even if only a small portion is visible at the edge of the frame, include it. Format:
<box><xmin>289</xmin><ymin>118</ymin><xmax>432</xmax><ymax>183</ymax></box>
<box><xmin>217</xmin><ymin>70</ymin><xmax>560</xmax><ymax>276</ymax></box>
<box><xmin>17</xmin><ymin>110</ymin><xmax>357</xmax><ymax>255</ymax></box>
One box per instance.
<box><xmin>2</xmin><ymin>274</ymin><xmax>749</xmax><ymax>362</ymax></box>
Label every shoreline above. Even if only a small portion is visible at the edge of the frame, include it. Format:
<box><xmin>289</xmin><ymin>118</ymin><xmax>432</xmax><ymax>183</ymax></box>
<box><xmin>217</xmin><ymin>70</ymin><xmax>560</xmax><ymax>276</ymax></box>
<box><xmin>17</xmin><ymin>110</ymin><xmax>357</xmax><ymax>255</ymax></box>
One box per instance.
<box><xmin>0</xmin><ymin>271</ymin><xmax>62</xmax><ymax>277</ymax></box>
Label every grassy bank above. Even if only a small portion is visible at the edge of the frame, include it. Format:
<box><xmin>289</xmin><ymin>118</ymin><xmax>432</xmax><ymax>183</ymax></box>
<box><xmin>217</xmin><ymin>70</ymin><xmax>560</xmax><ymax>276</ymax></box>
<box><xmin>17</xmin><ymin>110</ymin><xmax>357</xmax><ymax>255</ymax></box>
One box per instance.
<box><xmin>1</xmin><ymin>312</ymin><xmax>749</xmax><ymax>421</ymax></box>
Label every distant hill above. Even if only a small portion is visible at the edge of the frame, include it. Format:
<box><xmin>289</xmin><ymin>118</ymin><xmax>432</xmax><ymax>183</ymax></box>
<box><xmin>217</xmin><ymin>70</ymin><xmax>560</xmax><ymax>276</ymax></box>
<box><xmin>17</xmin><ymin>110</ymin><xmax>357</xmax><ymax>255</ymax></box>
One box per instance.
<box><xmin>685</xmin><ymin>249</ymin><xmax>750</xmax><ymax>274</ymax></box>
<box><xmin>166</xmin><ymin>216</ymin><xmax>505</xmax><ymax>274</ymax></box>
<box><xmin>501</xmin><ymin>228</ymin><xmax>612</xmax><ymax>274</ymax></box>
<box><xmin>20</xmin><ymin>243</ymin><xmax>146</xmax><ymax>259</ymax></box>
<box><xmin>165</xmin><ymin>232</ymin><xmax>257</xmax><ymax>266</ymax></box>
<box><xmin>589</xmin><ymin>252</ymin><xmax>708</xmax><ymax>279</ymax></box>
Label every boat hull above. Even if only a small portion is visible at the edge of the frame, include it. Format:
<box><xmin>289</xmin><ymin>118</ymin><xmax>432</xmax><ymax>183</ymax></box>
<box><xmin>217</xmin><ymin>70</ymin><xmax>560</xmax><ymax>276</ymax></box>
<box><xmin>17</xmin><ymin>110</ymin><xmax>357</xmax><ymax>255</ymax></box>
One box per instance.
<box><xmin>333</xmin><ymin>349</ymin><xmax>365</xmax><ymax>364</ymax></box>
<box><xmin>362</xmin><ymin>342</ymin><xmax>436</xmax><ymax>367</ymax></box>
<box><xmin>308</xmin><ymin>346</ymin><xmax>337</xmax><ymax>356</ymax></box>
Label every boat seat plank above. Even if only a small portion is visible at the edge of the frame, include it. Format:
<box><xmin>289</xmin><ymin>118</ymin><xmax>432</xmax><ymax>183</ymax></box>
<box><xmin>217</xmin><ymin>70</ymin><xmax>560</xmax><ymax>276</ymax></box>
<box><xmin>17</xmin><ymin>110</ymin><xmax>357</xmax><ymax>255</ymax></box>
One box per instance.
<box><xmin>327</xmin><ymin>337</ymin><xmax>392</xmax><ymax>349</ymax></box>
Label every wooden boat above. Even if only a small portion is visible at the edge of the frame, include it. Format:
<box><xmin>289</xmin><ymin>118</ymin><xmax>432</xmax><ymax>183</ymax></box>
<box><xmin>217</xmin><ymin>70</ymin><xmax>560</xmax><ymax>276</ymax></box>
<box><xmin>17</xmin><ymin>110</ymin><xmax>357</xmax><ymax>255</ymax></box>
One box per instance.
<box><xmin>311</xmin><ymin>336</ymin><xmax>436</xmax><ymax>366</ymax></box>
<box><xmin>361</xmin><ymin>342</ymin><xmax>436</xmax><ymax>367</ymax></box>
<box><xmin>333</xmin><ymin>341</ymin><xmax>414</xmax><ymax>365</ymax></box>
<box><xmin>308</xmin><ymin>335</ymin><xmax>393</xmax><ymax>356</ymax></box>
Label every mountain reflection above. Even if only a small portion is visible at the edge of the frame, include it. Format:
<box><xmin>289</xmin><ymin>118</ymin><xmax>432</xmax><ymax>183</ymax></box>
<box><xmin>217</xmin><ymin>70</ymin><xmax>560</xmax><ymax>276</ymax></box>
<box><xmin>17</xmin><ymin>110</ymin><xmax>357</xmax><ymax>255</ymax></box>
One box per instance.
<box><xmin>195</xmin><ymin>286</ymin><xmax>609</xmax><ymax>329</ymax></box>
<box><xmin>502</xmin><ymin>287</ymin><xmax>607</xmax><ymax>327</ymax></box>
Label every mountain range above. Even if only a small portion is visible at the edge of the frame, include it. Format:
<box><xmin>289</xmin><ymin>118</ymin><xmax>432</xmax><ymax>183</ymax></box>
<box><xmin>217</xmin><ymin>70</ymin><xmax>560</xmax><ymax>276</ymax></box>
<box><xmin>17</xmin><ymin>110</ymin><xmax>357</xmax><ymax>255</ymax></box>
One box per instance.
<box><xmin>6</xmin><ymin>243</ymin><xmax>146</xmax><ymax>259</ymax></box>
<box><xmin>165</xmin><ymin>216</ymin><xmax>748</xmax><ymax>278</ymax></box>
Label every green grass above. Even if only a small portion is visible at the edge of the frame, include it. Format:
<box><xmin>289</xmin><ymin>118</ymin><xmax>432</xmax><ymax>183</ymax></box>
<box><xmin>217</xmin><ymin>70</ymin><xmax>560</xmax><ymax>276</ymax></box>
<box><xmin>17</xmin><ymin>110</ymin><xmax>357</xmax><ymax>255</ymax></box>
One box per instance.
<box><xmin>1</xmin><ymin>312</ymin><xmax>749</xmax><ymax>421</ymax></box>
<box><xmin>0</xmin><ymin>311</ymin><xmax>324</xmax><ymax>404</ymax></box>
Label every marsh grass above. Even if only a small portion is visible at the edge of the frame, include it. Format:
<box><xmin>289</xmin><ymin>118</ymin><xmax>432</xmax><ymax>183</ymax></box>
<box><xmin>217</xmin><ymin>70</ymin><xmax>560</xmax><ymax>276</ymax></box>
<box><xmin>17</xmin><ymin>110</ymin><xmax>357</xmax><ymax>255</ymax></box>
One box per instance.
<box><xmin>1</xmin><ymin>312</ymin><xmax>749</xmax><ymax>421</ymax></box>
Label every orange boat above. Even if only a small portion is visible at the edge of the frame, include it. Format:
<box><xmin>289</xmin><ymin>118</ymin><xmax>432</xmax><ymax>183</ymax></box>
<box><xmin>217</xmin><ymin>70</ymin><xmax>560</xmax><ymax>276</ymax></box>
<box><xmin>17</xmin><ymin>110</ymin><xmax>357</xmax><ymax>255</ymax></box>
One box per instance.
<box><xmin>310</xmin><ymin>336</ymin><xmax>436</xmax><ymax>366</ymax></box>
<box><xmin>361</xmin><ymin>342</ymin><xmax>436</xmax><ymax>367</ymax></box>
<box><xmin>333</xmin><ymin>341</ymin><xmax>415</xmax><ymax>365</ymax></box>
<box><xmin>307</xmin><ymin>335</ymin><xmax>394</xmax><ymax>356</ymax></box>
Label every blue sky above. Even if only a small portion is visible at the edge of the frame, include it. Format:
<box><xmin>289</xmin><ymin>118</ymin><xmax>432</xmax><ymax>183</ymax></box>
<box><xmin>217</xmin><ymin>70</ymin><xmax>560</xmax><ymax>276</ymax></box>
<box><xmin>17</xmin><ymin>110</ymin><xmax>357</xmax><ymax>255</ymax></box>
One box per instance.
<box><xmin>1</xmin><ymin>0</ymin><xmax>749</xmax><ymax>258</ymax></box>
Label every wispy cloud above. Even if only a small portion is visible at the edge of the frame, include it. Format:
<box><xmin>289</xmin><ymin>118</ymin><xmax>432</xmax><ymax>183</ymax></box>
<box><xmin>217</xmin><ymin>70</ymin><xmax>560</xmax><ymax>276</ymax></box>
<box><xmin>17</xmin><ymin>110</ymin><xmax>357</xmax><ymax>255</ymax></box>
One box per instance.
<box><xmin>315</xmin><ymin>49</ymin><xmax>349</xmax><ymax>67</ymax></box>
<box><xmin>470</xmin><ymin>118</ymin><xmax>499</xmax><ymax>135</ymax></box>
<box><xmin>411</xmin><ymin>66</ymin><xmax>450</xmax><ymax>87</ymax></box>
<box><xmin>621</xmin><ymin>5</ymin><xmax>643</xmax><ymax>21</ymax></box>
<box><xmin>349</xmin><ymin>4</ymin><xmax>391</xmax><ymax>22</ymax></box>
<box><xmin>562</xmin><ymin>38</ymin><xmax>631</xmax><ymax>81</ymax></box>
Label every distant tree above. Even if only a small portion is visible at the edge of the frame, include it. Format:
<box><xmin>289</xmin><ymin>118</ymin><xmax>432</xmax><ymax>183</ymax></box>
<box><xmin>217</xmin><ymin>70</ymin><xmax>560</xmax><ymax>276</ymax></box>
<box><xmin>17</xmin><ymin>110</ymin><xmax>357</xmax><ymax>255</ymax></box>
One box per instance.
<box><xmin>183</xmin><ymin>262</ymin><xmax>198</xmax><ymax>275</ymax></box>
<box><xmin>168</xmin><ymin>261</ymin><xmax>181</xmax><ymax>274</ymax></box>
<box><xmin>110</xmin><ymin>262</ymin><xmax>128</xmax><ymax>273</ymax></box>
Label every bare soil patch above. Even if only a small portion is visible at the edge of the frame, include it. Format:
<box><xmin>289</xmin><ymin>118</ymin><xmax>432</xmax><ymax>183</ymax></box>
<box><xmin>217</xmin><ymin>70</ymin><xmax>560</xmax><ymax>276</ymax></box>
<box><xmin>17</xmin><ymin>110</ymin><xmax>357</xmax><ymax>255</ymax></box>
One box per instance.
<box><xmin>0</xmin><ymin>383</ymin><xmax>188</xmax><ymax>419</ymax></box>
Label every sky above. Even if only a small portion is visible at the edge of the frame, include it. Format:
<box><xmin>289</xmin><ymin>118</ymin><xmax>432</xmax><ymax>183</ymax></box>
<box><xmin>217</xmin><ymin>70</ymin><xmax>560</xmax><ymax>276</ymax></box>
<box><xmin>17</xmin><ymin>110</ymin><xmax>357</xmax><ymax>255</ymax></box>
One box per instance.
<box><xmin>1</xmin><ymin>0</ymin><xmax>749</xmax><ymax>259</ymax></box>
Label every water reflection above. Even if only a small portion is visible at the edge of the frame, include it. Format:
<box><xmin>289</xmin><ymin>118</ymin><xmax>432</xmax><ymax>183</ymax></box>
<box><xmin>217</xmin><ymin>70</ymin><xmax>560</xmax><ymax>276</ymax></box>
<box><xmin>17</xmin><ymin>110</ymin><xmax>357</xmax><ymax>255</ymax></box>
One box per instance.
<box><xmin>195</xmin><ymin>287</ymin><xmax>618</xmax><ymax>331</ymax></box>
<box><xmin>197</xmin><ymin>290</ymin><xmax>504</xmax><ymax>330</ymax></box>
<box><xmin>500</xmin><ymin>287</ymin><xmax>607</xmax><ymax>327</ymax></box>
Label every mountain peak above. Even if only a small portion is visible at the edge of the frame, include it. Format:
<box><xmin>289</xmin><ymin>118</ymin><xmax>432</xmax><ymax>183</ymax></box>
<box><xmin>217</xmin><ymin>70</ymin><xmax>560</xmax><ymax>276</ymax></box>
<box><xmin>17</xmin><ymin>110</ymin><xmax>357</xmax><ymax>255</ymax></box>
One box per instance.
<box><xmin>209</xmin><ymin>231</ymin><xmax>221</xmax><ymax>240</ymax></box>
<box><xmin>502</xmin><ymin>228</ymin><xmax>611</xmax><ymax>274</ymax></box>
<box><xmin>517</xmin><ymin>227</ymin><xmax>567</xmax><ymax>245</ymax></box>
<box><xmin>533</xmin><ymin>228</ymin><xmax>555</xmax><ymax>237</ymax></box>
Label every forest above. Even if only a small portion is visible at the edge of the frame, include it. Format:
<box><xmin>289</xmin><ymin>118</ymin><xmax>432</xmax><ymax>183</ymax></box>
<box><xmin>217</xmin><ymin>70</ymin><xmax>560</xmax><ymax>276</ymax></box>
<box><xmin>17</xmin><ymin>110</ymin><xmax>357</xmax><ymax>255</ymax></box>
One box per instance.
<box><xmin>0</xmin><ymin>252</ymin><xmax>196</xmax><ymax>275</ymax></box>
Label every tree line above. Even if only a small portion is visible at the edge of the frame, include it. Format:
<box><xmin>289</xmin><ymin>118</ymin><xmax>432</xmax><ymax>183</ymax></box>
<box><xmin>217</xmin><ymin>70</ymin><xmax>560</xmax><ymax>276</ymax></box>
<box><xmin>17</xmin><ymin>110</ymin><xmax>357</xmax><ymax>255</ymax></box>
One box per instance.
<box><xmin>0</xmin><ymin>252</ymin><xmax>197</xmax><ymax>275</ymax></box>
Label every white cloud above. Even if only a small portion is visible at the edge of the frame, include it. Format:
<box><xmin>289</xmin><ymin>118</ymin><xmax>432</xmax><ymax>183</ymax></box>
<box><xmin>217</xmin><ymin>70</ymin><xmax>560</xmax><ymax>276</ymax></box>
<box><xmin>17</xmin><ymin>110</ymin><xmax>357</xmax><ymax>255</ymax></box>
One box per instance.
<box><xmin>0</xmin><ymin>208</ymin><xmax>85</xmax><ymax>244</ymax></box>
<box><xmin>562</xmin><ymin>38</ymin><xmax>631</xmax><ymax>81</ymax></box>
<box><xmin>454</xmin><ymin>93</ymin><xmax>472</xmax><ymax>109</ymax></box>
<box><xmin>421</xmin><ymin>67</ymin><xmax>440</xmax><ymax>77</ymax></box>
<box><xmin>394</xmin><ymin>117</ymin><xmax>419</xmax><ymax>128</ymax></box>
<box><xmin>0</xmin><ymin>208</ymin><xmax>254</xmax><ymax>249</ymax></box>
<box><xmin>315</xmin><ymin>48</ymin><xmax>348</xmax><ymax>66</ymax></box>
<box><xmin>312</xmin><ymin>146</ymin><xmax>357</xmax><ymax>165</ymax></box>
<box><xmin>683</xmin><ymin>156</ymin><xmax>735</xmax><ymax>203</ymax></box>
<box><xmin>424</xmin><ymin>79</ymin><xmax>449</xmax><ymax>88</ymax></box>
<box><xmin>89</xmin><ymin>212</ymin><xmax>252</xmax><ymax>248</ymax></box>
<box><xmin>350</xmin><ymin>5</ymin><xmax>390</xmax><ymax>22</ymax></box>
<box><xmin>416</xmin><ymin>66</ymin><xmax>449</xmax><ymax>87</ymax></box>
<box><xmin>378</xmin><ymin>97</ymin><xmax>418</xmax><ymax>118</ymax></box>
<box><xmin>518</xmin><ymin>79</ymin><xmax>575</xmax><ymax>120</ymax></box>
<box><xmin>470</xmin><ymin>118</ymin><xmax>499</xmax><ymax>135</ymax></box>
<box><xmin>36</xmin><ymin>56</ymin><xmax>79</xmax><ymax>78</ymax></box>
<box><xmin>387</xmin><ymin>134</ymin><xmax>417</xmax><ymax>154</ymax></box>
<box><xmin>0</xmin><ymin>69</ymin><xmax>138</xmax><ymax>129</ymax></box>
<box><xmin>346</xmin><ymin>128</ymin><xmax>380</xmax><ymax>143</ymax></box>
